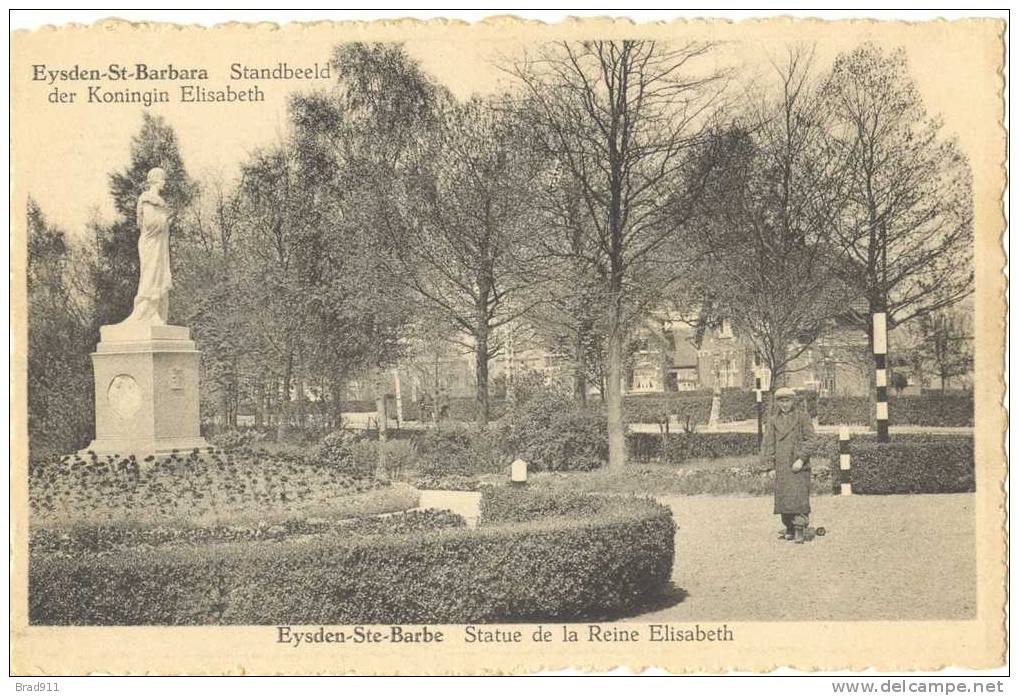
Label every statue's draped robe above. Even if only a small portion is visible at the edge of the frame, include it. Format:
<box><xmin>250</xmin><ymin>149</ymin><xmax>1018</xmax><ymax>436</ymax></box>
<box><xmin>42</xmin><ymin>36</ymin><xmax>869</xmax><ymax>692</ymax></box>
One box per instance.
<box><xmin>129</xmin><ymin>190</ymin><xmax>172</xmax><ymax>322</ymax></box>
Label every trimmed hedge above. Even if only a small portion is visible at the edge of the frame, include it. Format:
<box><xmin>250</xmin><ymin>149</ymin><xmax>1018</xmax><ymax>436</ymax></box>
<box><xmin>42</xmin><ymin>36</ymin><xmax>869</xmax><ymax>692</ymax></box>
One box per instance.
<box><xmin>718</xmin><ymin>389</ymin><xmax>819</xmax><ymax>422</ymax></box>
<box><xmin>817</xmin><ymin>396</ymin><xmax>870</xmax><ymax>425</ymax></box>
<box><xmin>628</xmin><ymin>431</ymin><xmax>762</xmax><ymax>463</ymax></box>
<box><xmin>817</xmin><ymin>394</ymin><xmax>974</xmax><ymax>427</ymax></box>
<box><xmin>718</xmin><ymin>388</ymin><xmax>757</xmax><ymax>422</ymax></box>
<box><xmin>623</xmin><ymin>392</ymin><xmax>713</xmax><ymax>425</ymax></box>
<box><xmin>832</xmin><ymin>435</ymin><xmax>975</xmax><ymax>495</ymax></box>
<box><xmin>890</xmin><ymin>394</ymin><xmax>974</xmax><ymax>427</ymax></box>
<box><xmin>30</xmin><ymin>491</ymin><xmax>675</xmax><ymax>625</ymax></box>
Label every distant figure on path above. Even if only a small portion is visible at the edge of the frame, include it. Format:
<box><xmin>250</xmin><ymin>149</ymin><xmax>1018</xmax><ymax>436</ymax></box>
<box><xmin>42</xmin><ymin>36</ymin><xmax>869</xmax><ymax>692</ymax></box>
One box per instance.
<box><xmin>763</xmin><ymin>387</ymin><xmax>816</xmax><ymax>543</ymax></box>
<box><xmin>121</xmin><ymin>167</ymin><xmax>172</xmax><ymax>325</ymax></box>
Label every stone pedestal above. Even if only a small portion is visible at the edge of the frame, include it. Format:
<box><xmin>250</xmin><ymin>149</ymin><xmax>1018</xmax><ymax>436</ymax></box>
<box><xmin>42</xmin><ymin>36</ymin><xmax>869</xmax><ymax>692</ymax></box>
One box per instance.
<box><xmin>81</xmin><ymin>323</ymin><xmax>210</xmax><ymax>457</ymax></box>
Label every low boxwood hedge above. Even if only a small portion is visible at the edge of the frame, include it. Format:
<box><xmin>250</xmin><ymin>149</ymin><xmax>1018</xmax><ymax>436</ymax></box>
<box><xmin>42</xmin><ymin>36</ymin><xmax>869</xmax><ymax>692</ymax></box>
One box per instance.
<box><xmin>832</xmin><ymin>435</ymin><xmax>974</xmax><ymax>495</ymax></box>
<box><xmin>628</xmin><ymin>431</ymin><xmax>762</xmax><ymax>463</ymax></box>
<box><xmin>30</xmin><ymin>490</ymin><xmax>675</xmax><ymax>625</ymax></box>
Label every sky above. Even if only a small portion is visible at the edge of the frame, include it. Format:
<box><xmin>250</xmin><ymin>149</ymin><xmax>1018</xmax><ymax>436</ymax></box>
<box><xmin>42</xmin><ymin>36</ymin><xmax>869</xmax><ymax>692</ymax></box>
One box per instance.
<box><xmin>10</xmin><ymin>17</ymin><xmax>1003</xmax><ymax>240</ymax></box>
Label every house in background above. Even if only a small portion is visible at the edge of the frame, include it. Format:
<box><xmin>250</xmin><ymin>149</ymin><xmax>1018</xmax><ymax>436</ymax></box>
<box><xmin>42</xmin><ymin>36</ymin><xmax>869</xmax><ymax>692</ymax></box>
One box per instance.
<box><xmin>342</xmin><ymin>305</ymin><xmax>967</xmax><ymax>409</ymax></box>
<box><xmin>627</xmin><ymin>313</ymin><xmax>874</xmax><ymax>397</ymax></box>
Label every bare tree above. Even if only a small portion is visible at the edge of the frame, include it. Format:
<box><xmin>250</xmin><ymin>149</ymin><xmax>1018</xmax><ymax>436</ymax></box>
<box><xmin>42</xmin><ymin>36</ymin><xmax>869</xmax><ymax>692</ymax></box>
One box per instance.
<box><xmin>684</xmin><ymin>47</ymin><xmax>855</xmax><ymax>388</ymax></box>
<box><xmin>914</xmin><ymin>307</ymin><xmax>974</xmax><ymax>391</ymax></box>
<box><xmin>520</xmin><ymin>163</ymin><xmax>607</xmax><ymax>403</ymax></box>
<box><xmin>822</xmin><ymin>43</ymin><xmax>974</xmax><ymax>359</ymax></box>
<box><xmin>398</xmin><ymin>97</ymin><xmax>542</xmax><ymax>425</ymax></box>
<box><xmin>509</xmin><ymin>40</ymin><xmax>726</xmax><ymax>470</ymax></box>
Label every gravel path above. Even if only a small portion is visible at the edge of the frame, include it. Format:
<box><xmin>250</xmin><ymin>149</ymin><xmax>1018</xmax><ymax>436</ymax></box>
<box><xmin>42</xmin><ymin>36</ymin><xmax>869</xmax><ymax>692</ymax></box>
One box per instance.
<box><xmin>630</xmin><ymin>493</ymin><xmax>975</xmax><ymax>622</ymax></box>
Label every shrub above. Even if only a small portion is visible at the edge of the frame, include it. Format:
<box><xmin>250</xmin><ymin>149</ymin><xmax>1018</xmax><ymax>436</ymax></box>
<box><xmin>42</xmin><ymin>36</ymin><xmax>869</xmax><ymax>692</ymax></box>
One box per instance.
<box><xmin>400</xmin><ymin>400</ymin><xmax>422</xmax><ymax>422</ymax></box>
<box><xmin>336</xmin><ymin>508</ymin><xmax>466</xmax><ymax>536</ymax></box>
<box><xmin>314</xmin><ymin>429</ymin><xmax>376</xmax><ymax>477</ymax></box>
<box><xmin>415</xmin><ymin>424</ymin><xmax>510</xmax><ymax>480</ymax></box>
<box><xmin>628</xmin><ymin>431</ymin><xmax>762</xmax><ymax>463</ymax></box>
<box><xmin>834</xmin><ymin>435</ymin><xmax>974</xmax><ymax>495</ymax></box>
<box><xmin>438</xmin><ymin>397</ymin><xmax>508</xmax><ymax>422</ymax></box>
<box><xmin>503</xmin><ymin>392</ymin><xmax>608</xmax><ymax>472</ymax></box>
<box><xmin>30</xmin><ymin>491</ymin><xmax>674</xmax><ymax>624</ymax></box>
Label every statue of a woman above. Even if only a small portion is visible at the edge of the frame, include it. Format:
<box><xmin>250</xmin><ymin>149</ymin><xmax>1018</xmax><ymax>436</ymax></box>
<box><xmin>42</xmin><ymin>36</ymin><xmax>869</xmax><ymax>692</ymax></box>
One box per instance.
<box><xmin>121</xmin><ymin>167</ymin><xmax>172</xmax><ymax>325</ymax></box>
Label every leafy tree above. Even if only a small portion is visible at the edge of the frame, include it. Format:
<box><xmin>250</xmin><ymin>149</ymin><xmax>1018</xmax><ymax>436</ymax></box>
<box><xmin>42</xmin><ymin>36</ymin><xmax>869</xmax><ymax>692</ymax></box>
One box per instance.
<box><xmin>287</xmin><ymin>43</ymin><xmax>440</xmax><ymax>454</ymax></box>
<box><xmin>26</xmin><ymin>199</ymin><xmax>94</xmax><ymax>455</ymax></box>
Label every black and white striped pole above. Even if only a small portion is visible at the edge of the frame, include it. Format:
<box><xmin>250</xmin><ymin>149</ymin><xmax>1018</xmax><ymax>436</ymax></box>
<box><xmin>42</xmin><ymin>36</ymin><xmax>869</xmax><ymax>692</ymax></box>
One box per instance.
<box><xmin>838</xmin><ymin>426</ymin><xmax>852</xmax><ymax>495</ymax></box>
<box><xmin>873</xmin><ymin>312</ymin><xmax>890</xmax><ymax>443</ymax></box>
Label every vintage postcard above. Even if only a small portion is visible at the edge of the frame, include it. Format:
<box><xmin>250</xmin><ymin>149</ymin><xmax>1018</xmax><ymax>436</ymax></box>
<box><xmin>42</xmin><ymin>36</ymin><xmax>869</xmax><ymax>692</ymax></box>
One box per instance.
<box><xmin>9</xmin><ymin>13</ymin><xmax>1007</xmax><ymax>675</ymax></box>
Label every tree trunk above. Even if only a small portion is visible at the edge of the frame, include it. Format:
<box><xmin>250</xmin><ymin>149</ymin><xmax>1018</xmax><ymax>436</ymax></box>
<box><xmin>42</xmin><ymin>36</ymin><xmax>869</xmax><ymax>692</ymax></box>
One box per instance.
<box><xmin>331</xmin><ymin>375</ymin><xmax>343</xmax><ymax>429</ymax></box>
<box><xmin>219</xmin><ymin>390</ymin><xmax>230</xmax><ymax>434</ymax></box>
<box><xmin>475</xmin><ymin>322</ymin><xmax>490</xmax><ymax>426</ymax></box>
<box><xmin>573</xmin><ymin>323</ymin><xmax>589</xmax><ymax>404</ymax></box>
<box><xmin>606</xmin><ymin>307</ymin><xmax>626</xmax><ymax>471</ymax></box>
<box><xmin>278</xmin><ymin>352</ymin><xmax>293</xmax><ymax>441</ymax></box>
<box><xmin>374</xmin><ymin>368</ymin><xmax>388</xmax><ymax>476</ymax></box>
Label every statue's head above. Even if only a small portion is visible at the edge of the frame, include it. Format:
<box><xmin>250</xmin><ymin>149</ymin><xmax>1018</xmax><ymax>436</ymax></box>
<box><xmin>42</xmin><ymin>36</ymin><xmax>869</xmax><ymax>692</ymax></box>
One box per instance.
<box><xmin>146</xmin><ymin>167</ymin><xmax>166</xmax><ymax>190</ymax></box>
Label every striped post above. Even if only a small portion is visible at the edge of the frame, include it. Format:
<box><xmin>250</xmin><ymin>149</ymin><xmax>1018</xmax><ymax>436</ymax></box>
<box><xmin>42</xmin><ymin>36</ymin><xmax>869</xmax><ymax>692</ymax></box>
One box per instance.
<box><xmin>838</xmin><ymin>426</ymin><xmax>852</xmax><ymax>495</ymax></box>
<box><xmin>873</xmin><ymin>312</ymin><xmax>890</xmax><ymax>443</ymax></box>
<box><xmin>755</xmin><ymin>376</ymin><xmax>763</xmax><ymax>446</ymax></box>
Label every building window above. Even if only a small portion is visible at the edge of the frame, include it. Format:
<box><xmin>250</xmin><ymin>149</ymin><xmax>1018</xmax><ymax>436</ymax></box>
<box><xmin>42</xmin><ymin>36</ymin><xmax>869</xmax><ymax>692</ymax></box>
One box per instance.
<box><xmin>719</xmin><ymin>319</ymin><xmax>733</xmax><ymax>339</ymax></box>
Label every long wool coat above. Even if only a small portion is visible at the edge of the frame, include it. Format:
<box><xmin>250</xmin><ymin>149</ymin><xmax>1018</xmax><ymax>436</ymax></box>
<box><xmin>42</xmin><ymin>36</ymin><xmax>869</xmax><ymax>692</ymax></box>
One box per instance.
<box><xmin>762</xmin><ymin>407</ymin><xmax>816</xmax><ymax>514</ymax></box>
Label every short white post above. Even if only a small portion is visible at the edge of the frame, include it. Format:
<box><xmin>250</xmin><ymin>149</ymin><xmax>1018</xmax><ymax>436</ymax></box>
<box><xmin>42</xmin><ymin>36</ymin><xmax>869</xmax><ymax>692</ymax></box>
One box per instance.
<box><xmin>510</xmin><ymin>458</ymin><xmax>528</xmax><ymax>487</ymax></box>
